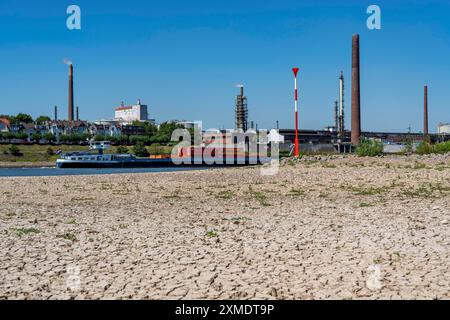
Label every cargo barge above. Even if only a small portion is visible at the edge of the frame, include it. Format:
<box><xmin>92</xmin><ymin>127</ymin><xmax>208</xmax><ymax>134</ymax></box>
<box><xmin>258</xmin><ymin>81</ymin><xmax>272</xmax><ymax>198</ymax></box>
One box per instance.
<box><xmin>56</xmin><ymin>141</ymin><xmax>270</xmax><ymax>168</ymax></box>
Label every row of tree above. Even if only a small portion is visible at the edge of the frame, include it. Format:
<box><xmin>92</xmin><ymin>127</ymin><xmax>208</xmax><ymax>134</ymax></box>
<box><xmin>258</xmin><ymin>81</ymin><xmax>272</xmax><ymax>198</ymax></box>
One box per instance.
<box><xmin>95</xmin><ymin>122</ymin><xmax>186</xmax><ymax>145</ymax></box>
<box><xmin>0</xmin><ymin>122</ymin><xmax>187</xmax><ymax>145</ymax></box>
<box><xmin>0</xmin><ymin>113</ymin><xmax>51</xmax><ymax>125</ymax></box>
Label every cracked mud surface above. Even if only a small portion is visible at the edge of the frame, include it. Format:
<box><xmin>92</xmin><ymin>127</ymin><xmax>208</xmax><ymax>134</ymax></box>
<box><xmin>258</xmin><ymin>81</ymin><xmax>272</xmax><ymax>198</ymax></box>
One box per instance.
<box><xmin>1</xmin><ymin>155</ymin><xmax>449</xmax><ymax>299</ymax></box>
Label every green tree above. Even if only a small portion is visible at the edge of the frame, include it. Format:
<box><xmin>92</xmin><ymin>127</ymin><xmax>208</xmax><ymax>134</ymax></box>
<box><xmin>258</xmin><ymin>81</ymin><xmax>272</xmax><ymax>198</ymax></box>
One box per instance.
<box><xmin>16</xmin><ymin>132</ymin><xmax>28</xmax><ymax>140</ymax></box>
<box><xmin>12</xmin><ymin>113</ymin><xmax>33</xmax><ymax>124</ymax></box>
<box><xmin>152</xmin><ymin>122</ymin><xmax>185</xmax><ymax>145</ymax></box>
<box><xmin>35</xmin><ymin>116</ymin><xmax>51</xmax><ymax>125</ymax></box>
<box><xmin>31</xmin><ymin>133</ymin><xmax>42</xmax><ymax>142</ymax></box>
<box><xmin>4</xmin><ymin>132</ymin><xmax>15</xmax><ymax>142</ymax></box>
<box><xmin>143</xmin><ymin>122</ymin><xmax>158</xmax><ymax>137</ymax></box>
<box><xmin>132</xmin><ymin>142</ymin><xmax>150</xmax><ymax>157</ymax></box>
<box><xmin>43</xmin><ymin>133</ymin><xmax>55</xmax><ymax>143</ymax></box>
<box><xmin>59</xmin><ymin>134</ymin><xmax>69</xmax><ymax>144</ymax></box>
<box><xmin>130</xmin><ymin>135</ymin><xmax>147</xmax><ymax>145</ymax></box>
<box><xmin>94</xmin><ymin>134</ymin><xmax>106</xmax><ymax>142</ymax></box>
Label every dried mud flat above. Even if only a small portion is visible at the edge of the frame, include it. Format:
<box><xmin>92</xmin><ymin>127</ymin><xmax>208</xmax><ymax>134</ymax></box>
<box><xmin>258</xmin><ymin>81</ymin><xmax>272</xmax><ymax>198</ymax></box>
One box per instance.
<box><xmin>1</xmin><ymin>154</ymin><xmax>449</xmax><ymax>300</ymax></box>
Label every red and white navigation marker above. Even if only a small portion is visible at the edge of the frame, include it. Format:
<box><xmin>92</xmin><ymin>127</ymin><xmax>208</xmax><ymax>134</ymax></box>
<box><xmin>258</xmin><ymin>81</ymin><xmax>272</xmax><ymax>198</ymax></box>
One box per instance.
<box><xmin>292</xmin><ymin>67</ymin><xmax>300</xmax><ymax>157</ymax></box>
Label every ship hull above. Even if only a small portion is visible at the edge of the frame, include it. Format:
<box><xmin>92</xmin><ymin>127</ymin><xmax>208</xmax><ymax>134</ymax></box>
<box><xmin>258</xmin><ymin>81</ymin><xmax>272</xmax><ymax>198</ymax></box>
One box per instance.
<box><xmin>56</xmin><ymin>157</ymin><xmax>270</xmax><ymax>169</ymax></box>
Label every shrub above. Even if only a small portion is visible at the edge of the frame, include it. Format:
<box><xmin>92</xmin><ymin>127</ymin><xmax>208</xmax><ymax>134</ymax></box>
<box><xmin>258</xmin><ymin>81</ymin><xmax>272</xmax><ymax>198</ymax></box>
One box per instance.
<box><xmin>43</xmin><ymin>133</ymin><xmax>55</xmax><ymax>143</ymax></box>
<box><xmin>404</xmin><ymin>137</ymin><xmax>414</xmax><ymax>154</ymax></box>
<box><xmin>132</xmin><ymin>142</ymin><xmax>149</xmax><ymax>157</ymax></box>
<box><xmin>416</xmin><ymin>139</ymin><xmax>434</xmax><ymax>155</ymax></box>
<box><xmin>46</xmin><ymin>147</ymin><xmax>55</xmax><ymax>156</ymax></box>
<box><xmin>116</xmin><ymin>146</ymin><xmax>129</xmax><ymax>154</ymax></box>
<box><xmin>9</xmin><ymin>145</ymin><xmax>22</xmax><ymax>156</ymax></box>
<box><xmin>31</xmin><ymin>133</ymin><xmax>42</xmax><ymax>142</ymax></box>
<box><xmin>356</xmin><ymin>139</ymin><xmax>384</xmax><ymax>157</ymax></box>
<box><xmin>434</xmin><ymin>141</ymin><xmax>450</xmax><ymax>154</ymax></box>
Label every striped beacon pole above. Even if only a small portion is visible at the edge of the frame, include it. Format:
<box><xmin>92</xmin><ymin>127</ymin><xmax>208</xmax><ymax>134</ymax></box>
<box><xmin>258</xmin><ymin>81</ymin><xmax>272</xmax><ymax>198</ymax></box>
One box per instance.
<box><xmin>292</xmin><ymin>67</ymin><xmax>300</xmax><ymax>157</ymax></box>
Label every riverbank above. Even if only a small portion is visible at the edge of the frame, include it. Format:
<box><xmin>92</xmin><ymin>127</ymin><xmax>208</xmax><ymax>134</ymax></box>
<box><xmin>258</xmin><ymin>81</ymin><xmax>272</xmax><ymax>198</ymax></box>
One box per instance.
<box><xmin>0</xmin><ymin>162</ymin><xmax>54</xmax><ymax>168</ymax></box>
<box><xmin>0</xmin><ymin>144</ymin><xmax>172</xmax><ymax>164</ymax></box>
<box><xmin>1</xmin><ymin>154</ymin><xmax>449</xmax><ymax>299</ymax></box>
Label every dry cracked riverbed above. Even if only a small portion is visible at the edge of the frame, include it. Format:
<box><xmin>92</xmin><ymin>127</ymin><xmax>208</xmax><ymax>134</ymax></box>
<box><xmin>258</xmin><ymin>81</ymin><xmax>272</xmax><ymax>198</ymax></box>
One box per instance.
<box><xmin>1</xmin><ymin>155</ymin><xmax>450</xmax><ymax>300</ymax></box>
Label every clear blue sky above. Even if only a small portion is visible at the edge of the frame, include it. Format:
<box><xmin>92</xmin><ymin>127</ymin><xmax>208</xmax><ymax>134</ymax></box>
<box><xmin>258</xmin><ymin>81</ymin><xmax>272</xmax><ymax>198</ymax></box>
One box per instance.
<box><xmin>0</xmin><ymin>0</ymin><xmax>449</xmax><ymax>132</ymax></box>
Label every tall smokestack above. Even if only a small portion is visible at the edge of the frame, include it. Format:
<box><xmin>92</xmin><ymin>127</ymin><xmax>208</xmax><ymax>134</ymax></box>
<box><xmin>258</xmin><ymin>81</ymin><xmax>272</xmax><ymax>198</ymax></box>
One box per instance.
<box><xmin>334</xmin><ymin>101</ymin><xmax>339</xmax><ymax>131</ymax></box>
<box><xmin>54</xmin><ymin>106</ymin><xmax>58</xmax><ymax>121</ymax></box>
<box><xmin>76</xmin><ymin>106</ymin><xmax>79</xmax><ymax>121</ymax></box>
<box><xmin>351</xmin><ymin>34</ymin><xmax>361</xmax><ymax>145</ymax></box>
<box><xmin>68</xmin><ymin>64</ymin><xmax>74</xmax><ymax>122</ymax></box>
<box><xmin>339</xmin><ymin>71</ymin><xmax>345</xmax><ymax>138</ymax></box>
<box><xmin>424</xmin><ymin>85</ymin><xmax>429</xmax><ymax>136</ymax></box>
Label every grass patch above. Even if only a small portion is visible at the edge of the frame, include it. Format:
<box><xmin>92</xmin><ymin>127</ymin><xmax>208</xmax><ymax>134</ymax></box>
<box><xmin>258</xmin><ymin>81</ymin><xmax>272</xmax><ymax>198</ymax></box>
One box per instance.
<box><xmin>163</xmin><ymin>191</ymin><xmax>181</xmax><ymax>199</ymax></box>
<box><xmin>413</xmin><ymin>162</ymin><xmax>427</xmax><ymax>170</ymax></box>
<box><xmin>289</xmin><ymin>188</ymin><xmax>305</xmax><ymax>197</ymax></box>
<box><xmin>348</xmin><ymin>186</ymin><xmax>387</xmax><ymax>196</ymax></box>
<box><xmin>247</xmin><ymin>186</ymin><xmax>271</xmax><ymax>207</ymax></box>
<box><xmin>71</xmin><ymin>197</ymin><xmax>96</xmax><ymax>202</ymax></box>
<box><xmin>359</xmin><ymin>202</ymin><xmax>374</xmax><ymax>208</ymax></box>
<box><xmin>216</xmin><ymin>190</ymin><xmax>235</xmax><ymax>200</ymax></box>
<box><xmin>14</xmin><ymin>227</ymin><xmax>40</xmax><ymax>237</ymax></box>
<box><xmin>57</xmin><ymin>233</ymin><xmax>77</xmax><ymax>242</ymax></box>
<box><xmin>205</xmin><ymin>229</ymin><xmax>218</xmax><ymax>238</ymax></box>
<box><xmin>230</xmin><ymin>216</ymin><xmax>251</xmax><ymax>223</ymax></box>
<box><xmin>401</xmin><ymin>185</ymin><xmax>433</xmax><ymax>198</ymax></box>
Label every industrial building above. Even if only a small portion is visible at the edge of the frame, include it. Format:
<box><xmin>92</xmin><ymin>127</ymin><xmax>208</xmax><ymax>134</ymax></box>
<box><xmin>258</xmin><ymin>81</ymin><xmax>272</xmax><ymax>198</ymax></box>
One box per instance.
<box><xmin>438</xmin><ymin>123</ymin><xmax>450</xmax><ymax>135</ymax></box>
<box><xmin>115</xmin><ymin>99</ymin><xmax>149</xmax><ymax>123</ymax></box>
<box><xmin>235</xmin><ymin>85</ymin><xmax>248</xmax><ymax>132</ymax></box>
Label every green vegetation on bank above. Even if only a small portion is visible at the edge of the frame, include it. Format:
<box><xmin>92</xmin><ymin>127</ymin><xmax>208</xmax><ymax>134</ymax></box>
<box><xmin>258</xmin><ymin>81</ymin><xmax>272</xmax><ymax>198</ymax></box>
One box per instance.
<box><xmin>416</xmin><ymin>139</ymin><xmax>450</xmax><ymax>155</ymax></box>
<box><xmin>356</xmin><ymin>139</ymin><xmax>384</xmax><ymax>157</ymax></box>
<box><xmin>0</xmin><ymin>144</ymin><xmax>173</xmax><ymax>163</ymax></box>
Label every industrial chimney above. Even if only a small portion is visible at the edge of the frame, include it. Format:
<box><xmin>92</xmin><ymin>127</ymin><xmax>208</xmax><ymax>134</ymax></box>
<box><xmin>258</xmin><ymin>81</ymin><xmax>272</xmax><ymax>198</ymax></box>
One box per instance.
<box><xmin>54</xmin><ymin>106</ymin><xmax>58</xmax><ymax>121</ymax></box>
<box><xmin>76</xmin><ymin>106</ymin><xmax>79</xmax><ymax>121</ymax></box>
<box><xmin>351</xmin><ymin>34</ymin><xmax>361</xmax><ymax>145</ymax></box>
<box><xmin>339</xmin><ymin>71</ymin><xmax>345</xmax><ymax>138</ymax></box>
<box><xmin>424</xmin><ymin>85</ymin><xmax>429</xmax><ymax>136</ymax></box>
<box><xmin>68</xmin><ymin>64</ymin><xmax>74</xmax><ymax>122</ymax></box>
<box><xmin>235</xmin><ymin>85</ymin><xmax>248</xmax><ymax>132</ymax></box>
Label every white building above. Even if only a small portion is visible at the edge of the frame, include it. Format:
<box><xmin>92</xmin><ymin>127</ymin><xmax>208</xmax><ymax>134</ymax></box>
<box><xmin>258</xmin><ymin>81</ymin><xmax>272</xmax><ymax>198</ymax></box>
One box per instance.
<box><xmin>115</xmin><ymin>99</ymin><xmax>149</xmax><ymax>123</ymax></box>
<box><xmin>438</xmin><ymin>123</ymin><xmax>450</xmax><ymax>135</ymax></box>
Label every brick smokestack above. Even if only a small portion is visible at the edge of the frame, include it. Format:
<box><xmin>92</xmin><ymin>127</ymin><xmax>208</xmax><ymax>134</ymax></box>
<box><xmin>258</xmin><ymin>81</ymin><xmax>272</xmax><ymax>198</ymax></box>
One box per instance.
<box><xmin>424</xmin><ymin>85</ymin><xmax>429</xmax><ymax>136</ymax></box>
<box><xmin>351</xmin><ymin>34</ymin><xmax>361</xmax><ymax>145</ymax></box>
<box><xmin>68</xmin><ymin>64</ymin><xmax>74</xmax><ymax>122</ymax></box>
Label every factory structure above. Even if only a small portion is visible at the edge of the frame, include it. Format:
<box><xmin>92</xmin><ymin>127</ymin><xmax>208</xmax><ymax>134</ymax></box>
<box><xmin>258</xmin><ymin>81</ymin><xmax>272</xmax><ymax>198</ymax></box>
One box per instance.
<box><xmin>4</xmin><ymin>33</ymin><xmax>449</xmax><ymax>150</ymax></box>
<box><xmin>235</xmin><ymin>85</ymin><xmax>248</xmax><ymax>132</ymax></box>
<box><xmin>114</xmin><ymin>99</ymin><xmax>150</xmax><ymax>123</ymax></box>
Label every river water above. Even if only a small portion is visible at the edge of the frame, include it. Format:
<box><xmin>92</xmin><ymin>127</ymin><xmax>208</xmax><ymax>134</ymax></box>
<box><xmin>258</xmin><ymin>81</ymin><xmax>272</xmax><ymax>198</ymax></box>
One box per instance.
<box><xmin>0</xmin><ymin>167</ymin><xmax>204</xmax><ymax>177</ymax></box>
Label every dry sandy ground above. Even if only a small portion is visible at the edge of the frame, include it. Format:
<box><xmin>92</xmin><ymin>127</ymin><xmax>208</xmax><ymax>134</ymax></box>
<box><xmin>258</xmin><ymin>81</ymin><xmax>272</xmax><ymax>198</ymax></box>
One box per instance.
<box><xmin>0</xmin><ymin>155</ymin><xmax>449</xmax><ymax>300</ymax></box>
